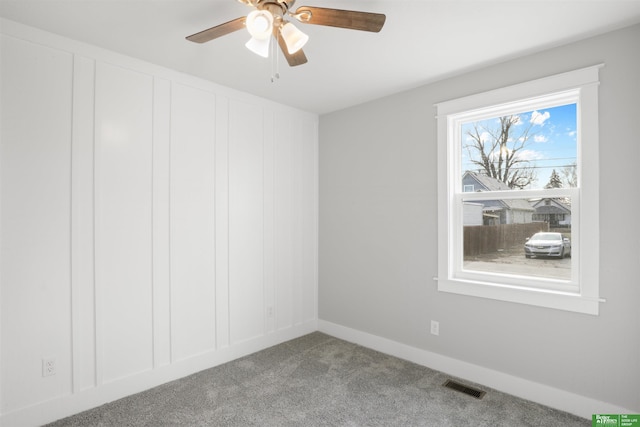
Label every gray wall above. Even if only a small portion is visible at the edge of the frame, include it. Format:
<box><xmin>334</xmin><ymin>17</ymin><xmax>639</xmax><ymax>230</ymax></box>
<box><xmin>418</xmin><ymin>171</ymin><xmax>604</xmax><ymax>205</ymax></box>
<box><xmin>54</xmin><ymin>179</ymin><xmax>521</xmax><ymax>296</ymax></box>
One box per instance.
<box><xmin>319</xmin><ymin>24</ymin><xmax>640</xmax><ymax>411</ymax></box>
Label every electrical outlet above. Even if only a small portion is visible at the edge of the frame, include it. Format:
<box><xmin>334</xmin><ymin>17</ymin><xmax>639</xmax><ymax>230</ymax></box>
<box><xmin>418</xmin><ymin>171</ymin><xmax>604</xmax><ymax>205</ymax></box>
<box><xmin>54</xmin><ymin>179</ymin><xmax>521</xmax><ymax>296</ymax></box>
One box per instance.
<box><xmin>42</xmin><ymin>357</ymin><xmax>56</xmax><ymax>377</ymax></box>
<box><xmin>430</xmin><ymin>320</ymin><xmax>440</xmax><ymax>336</ymax></box>
<box><xmin>266</xmin><ymin>306</ymin><xmax>274</xmax><ymax>318</ymax></box>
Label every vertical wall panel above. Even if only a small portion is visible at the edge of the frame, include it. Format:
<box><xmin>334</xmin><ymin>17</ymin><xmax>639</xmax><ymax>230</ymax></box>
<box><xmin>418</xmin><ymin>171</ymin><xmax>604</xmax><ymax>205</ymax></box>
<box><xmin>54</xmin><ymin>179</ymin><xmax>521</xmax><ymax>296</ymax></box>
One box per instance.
<box><xmin>215</xmin><ymin>96</ymin><xmax>231</xmax><ymax>349</ymax></box>
<box><xmin>170</xmin><ymin>83</ymin><xmax>216</xmax><ymax>361</ymax></box>
<box><xmin>0</xmin><ymin>36</ymin><xmax>73</xmax><ymax>411</ymax></box>
<box><xmin>263</xmin><ymin>110</ymin><xmax>276</xmax><ymax>334</ymax></box>
<box><xmin>71</xmin><ymin>55</ymin><xmax>97</xmax><ymax>392</ymax></box>
<box><xmin>228</xmin><ymin>101</ymin><xmax>265</xmax><ymax>344</ymax></box>
<box><xmin>274</xmin><ymin>112</ymin><xmax>295</xmax><ymax>331</ymax></box>
<box><xmin>152</xmin><ymin>78</ymin><xmax>172</xmax><ymax>367</ymax></box>
<box><xmin>94</xmin><ymin>62</ymin><xmax>153</xmax><ymax>383</ymax></box>
<box><xmin>293</xmin><ymin>120</ymin><xmax>304</xmax><ymax>326</ymax></box>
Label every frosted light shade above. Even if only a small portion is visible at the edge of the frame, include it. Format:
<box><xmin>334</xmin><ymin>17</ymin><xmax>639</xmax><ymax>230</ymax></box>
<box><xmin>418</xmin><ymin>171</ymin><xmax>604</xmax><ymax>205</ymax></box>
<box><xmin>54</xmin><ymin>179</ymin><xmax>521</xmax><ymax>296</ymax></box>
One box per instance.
<box><xmin>246</xmin><ymin>10</ymin><xmax>273</xmax><ymax>40</ymax></box>
<box><xmin>245</xmin><ymin>36</ymin><xmax>270</xmax><ymax>58</ymax></box>
<box><xmin>281</xmin><ymin>22</ymin><xmax>308</xmax><ymax>54</ymax></box>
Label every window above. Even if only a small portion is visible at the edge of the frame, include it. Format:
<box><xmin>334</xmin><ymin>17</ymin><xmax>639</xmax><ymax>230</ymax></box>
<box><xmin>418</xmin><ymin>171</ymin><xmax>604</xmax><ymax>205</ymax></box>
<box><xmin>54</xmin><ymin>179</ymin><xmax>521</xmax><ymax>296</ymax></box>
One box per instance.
<box><xmin>436</xmin><ymin>65</ymin><xmax>603</xmax><ymax>315</ymax></box>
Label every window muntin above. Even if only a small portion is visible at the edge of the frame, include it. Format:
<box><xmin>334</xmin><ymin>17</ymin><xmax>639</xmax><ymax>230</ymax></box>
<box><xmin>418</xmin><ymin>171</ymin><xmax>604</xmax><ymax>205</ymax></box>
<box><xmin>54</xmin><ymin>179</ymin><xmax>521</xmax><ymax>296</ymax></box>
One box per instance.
<box><xmin>436</xmin><ymin>65</ymin><xmax>602</xmax><ymax>315</ymax></box>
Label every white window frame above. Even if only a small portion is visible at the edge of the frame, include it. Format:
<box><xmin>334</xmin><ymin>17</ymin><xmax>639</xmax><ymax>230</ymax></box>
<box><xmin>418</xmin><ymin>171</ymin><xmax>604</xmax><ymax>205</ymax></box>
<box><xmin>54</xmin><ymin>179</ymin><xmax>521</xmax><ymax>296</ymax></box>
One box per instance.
<box><xmin>435</xmin><ymin>65</ymin><xmax>604</xmax><ymax>315</ymax></box>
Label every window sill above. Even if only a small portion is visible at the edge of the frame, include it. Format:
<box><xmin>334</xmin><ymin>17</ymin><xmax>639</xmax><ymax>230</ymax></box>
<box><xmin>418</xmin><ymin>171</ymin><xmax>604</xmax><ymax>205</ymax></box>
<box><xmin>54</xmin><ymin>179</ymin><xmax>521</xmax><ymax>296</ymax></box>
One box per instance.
<box><xmin>435</xmin><ymin>277</ymin><xmax>603</xmax><ymax>315</ymax></box>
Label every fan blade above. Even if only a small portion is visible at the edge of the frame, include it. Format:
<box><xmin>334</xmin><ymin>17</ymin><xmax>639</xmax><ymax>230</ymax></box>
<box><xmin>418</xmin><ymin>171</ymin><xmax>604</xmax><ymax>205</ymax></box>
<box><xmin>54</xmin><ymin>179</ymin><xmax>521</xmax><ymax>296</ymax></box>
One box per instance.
<box><xmin>293</xmin><ymin>6</ymin><xmax>385</xmax><ymax>32</ymax></box>
<box><xmin>276</xmin><ymin>30</ymin><xmax>308</xmax><ymax>67</ymax></box>
<box><xmin>186</xmin><ymin>17</ymin><xmax>246</xmax><ymax>43</ymax></box>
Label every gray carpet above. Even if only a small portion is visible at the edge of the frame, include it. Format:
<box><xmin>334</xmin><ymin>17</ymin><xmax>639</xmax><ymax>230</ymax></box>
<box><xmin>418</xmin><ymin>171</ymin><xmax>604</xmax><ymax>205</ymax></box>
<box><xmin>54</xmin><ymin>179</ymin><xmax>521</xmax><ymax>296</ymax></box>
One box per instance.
<box><xmin>47</xmin><ymin>332</ymin><xmax>589</xmax><ymax>426</ymax></box>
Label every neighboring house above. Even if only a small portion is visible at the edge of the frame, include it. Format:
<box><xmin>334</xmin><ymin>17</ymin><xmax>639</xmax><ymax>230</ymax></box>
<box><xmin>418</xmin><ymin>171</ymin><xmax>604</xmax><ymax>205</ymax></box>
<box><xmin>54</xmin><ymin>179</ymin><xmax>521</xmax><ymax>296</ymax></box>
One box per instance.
<box><xmin>462</xmin><ymin>202</ymin><xmax>483</xmax><ymax>226</ymax></box>
<box><xmin>530</xmin><ymin>198</ymin><xmax>572</xmax><ymax>227</ymax></box>
<box><xmin>462</xmin><ymin>171</ymin><xmax>534</xmax><ymax>225</ymax></box>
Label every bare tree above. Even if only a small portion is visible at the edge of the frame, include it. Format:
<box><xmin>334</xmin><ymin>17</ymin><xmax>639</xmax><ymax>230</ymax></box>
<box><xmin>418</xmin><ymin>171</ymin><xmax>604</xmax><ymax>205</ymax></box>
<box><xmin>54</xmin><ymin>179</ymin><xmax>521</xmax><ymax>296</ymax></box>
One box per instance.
<box><xmin>560</xmin><ymin>162</ymin><xmax>577</xmax><ymax>188</ymax></box>
<box><xmin>464</xmin><ymin>115</ymin><xmax>537</xmax><ymax>189</ymax></box>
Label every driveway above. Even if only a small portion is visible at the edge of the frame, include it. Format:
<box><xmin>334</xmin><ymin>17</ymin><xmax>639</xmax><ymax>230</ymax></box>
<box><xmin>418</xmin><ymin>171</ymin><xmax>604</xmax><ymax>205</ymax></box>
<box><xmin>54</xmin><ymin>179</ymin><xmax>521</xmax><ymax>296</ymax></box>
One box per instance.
<box><xmin>463</xmin><ymin>247</ymin><xmax>571</xmax><ymax>280</ymax></box>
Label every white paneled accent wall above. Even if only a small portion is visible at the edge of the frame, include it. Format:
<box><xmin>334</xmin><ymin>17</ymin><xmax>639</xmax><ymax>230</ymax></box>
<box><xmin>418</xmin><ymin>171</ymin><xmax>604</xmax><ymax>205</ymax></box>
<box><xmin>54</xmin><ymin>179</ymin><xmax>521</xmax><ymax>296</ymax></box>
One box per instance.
<box><xmin>0</xmin><ymin>21</ymin><xmax>318</xmax><ymax>426</ymax></box>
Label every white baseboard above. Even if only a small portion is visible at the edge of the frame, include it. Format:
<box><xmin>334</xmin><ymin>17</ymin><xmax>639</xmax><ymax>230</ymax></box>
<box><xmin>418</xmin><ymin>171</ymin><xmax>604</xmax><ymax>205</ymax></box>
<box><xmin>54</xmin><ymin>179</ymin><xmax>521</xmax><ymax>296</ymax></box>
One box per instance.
<box><xmin>0</xmin><ymin>321</ymin><xmax>317</xmax><ymax>427</ymax></box>
<box><xmin>318</xmin><ymin>319</ymin><xmax>634</xmax><ymax>420</ymax></box>
<box><xmin>3</xmin><ymin>319</ymin><xmax>631</xmax><ymax>426</ymax></box>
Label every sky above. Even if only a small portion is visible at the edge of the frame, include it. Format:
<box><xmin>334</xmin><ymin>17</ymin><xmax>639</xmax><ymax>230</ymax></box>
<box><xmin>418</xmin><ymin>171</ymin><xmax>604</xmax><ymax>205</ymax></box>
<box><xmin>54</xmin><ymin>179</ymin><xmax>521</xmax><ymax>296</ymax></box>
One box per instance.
<box><xmin>460</xmin><ymin>103</ymin><xmax>577</xmax><ymax>190</ymax></box>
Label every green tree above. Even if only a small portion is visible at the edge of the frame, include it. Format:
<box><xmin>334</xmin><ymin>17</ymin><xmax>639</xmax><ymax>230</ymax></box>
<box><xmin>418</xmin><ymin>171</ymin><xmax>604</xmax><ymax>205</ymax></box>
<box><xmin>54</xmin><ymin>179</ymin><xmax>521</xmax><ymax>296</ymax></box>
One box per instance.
<box><xmin>544</xmin><ymin>169</ymin><xmax>563</xmax><ymax>189</ymax></box>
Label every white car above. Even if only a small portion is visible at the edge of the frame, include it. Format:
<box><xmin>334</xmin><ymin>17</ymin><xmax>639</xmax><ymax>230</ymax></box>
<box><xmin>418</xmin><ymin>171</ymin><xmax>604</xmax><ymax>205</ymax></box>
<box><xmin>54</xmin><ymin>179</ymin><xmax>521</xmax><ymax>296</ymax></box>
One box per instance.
<box><xmin>524</xmin><ymin>232</ymin><xmax>571</xmax><ymax>258</ymax></box>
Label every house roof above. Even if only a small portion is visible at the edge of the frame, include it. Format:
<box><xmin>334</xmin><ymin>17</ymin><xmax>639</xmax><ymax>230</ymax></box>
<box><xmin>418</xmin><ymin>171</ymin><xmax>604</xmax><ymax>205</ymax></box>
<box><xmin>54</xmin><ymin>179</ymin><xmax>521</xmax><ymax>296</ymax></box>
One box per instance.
<box><xmin>466</xmin><ymin>172</ymin><xmax>512</xmax><ymax>192</ymax></box>
<box><xmin>530</xmin><ymin>198</ymin><xmax>572</xmax><ymax>214</ymax></box>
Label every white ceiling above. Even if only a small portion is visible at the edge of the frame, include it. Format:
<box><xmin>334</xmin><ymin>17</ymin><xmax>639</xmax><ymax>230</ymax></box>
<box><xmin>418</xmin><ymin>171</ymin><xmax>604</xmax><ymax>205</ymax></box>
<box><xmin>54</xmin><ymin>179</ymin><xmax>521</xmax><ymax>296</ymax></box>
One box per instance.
<box><xmin>2</xmin><ymin>0</ymin><xmax>640</xmax><ymax>114</ymax></box>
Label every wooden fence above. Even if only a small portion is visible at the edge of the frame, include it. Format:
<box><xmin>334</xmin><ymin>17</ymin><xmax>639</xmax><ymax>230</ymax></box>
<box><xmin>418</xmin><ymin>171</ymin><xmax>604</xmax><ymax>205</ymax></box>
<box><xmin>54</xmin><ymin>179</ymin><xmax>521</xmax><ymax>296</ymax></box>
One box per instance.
<box><xmin>464</xmin><ymin>222</ymin><xmax>550</xmax><ymax>257</ymax></box>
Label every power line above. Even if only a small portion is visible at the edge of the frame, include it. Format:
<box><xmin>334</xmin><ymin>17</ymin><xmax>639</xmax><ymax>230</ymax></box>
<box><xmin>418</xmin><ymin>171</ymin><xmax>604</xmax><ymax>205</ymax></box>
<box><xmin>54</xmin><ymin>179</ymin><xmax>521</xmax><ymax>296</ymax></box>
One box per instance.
<box><xmin>463</xmin><ymin>164</ymin><xmax>575</xmax><ymax>171</ymax></box>
<box><xmin>462</xmin><ymin>155</ymin><xmax>577</xmax><ymax>162</ymax></box>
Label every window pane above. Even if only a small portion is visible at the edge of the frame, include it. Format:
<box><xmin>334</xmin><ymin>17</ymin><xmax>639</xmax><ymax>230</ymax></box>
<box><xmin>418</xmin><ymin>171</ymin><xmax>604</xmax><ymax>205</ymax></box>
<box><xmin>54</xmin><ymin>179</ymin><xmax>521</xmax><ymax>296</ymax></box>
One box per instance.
<box><xmin>462</xmin><ymin>197</ymin><xmax>572</xmax><ymax>281</ymax></box>
<box><xmin>461</xmin><ymin>103</ymin><xmax>577</xmax><ymax>190</ymax></box>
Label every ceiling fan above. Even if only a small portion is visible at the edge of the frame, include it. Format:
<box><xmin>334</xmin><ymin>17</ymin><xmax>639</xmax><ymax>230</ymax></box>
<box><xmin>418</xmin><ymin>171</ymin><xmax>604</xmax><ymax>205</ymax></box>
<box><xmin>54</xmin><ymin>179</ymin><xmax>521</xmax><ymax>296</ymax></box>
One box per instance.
<box><xmin>186</xmin><ymin>0</ymin><xmax>386</xmax><ymax>67</ymax></box>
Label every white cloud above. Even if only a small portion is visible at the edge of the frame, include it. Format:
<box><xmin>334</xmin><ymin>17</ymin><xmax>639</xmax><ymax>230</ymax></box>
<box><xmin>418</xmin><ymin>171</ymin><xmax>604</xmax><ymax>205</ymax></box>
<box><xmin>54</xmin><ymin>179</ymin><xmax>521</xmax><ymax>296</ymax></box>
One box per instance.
<box><xmin>530</xmin><ymin>110</ymin><xmax>550</xmax><ymax>125</ymax></box>
<box><xmin>534</xmin><ymin>135</ymin><xmax>548</xmax><ymax>143</ymax></box>
<box><xmin>515</xmin><ymin>149</ymin><xmax>545</xmax><ymax>161</ymax></box>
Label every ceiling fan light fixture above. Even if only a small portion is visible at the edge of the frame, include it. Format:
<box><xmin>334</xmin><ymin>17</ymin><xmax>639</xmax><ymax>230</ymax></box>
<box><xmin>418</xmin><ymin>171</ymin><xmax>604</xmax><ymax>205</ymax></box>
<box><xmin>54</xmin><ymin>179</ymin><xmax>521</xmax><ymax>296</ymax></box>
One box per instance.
<box><xmin>281</xmin><ymin>22</ymin><xmax>309</xmax><ymax>54</ymax></box>
<box><xmin>246</xmin><ymin>10</ymin><xmax>274</xmax><ymax>39</ymax></box>
<box><xmin>245</xmin><ymin>36</ymin><xmax>271</xmax><ymax>58</ymax></box>
<box><xmin>186</xmin><ymin>3</ymin><xmax>386</xmax><ymax>68</ymax></box>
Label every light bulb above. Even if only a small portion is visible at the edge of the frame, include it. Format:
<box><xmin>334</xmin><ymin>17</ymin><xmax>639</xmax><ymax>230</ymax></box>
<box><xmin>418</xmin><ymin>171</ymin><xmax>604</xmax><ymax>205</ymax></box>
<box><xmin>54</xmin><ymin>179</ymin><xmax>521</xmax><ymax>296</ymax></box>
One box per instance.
<box><xmin>281</xmin><ymin>22</ymin><xmax>309</xmax><ymax>54</ymax></box>
<box><xmin>246</xmin><ymin>10</ymin><xmax>274</xmax><ymax>40</ymax></box>
<box><xmin>245</xmin><ymin>36</ymin><xmax>270</xmax><ymax>58</ymax></box>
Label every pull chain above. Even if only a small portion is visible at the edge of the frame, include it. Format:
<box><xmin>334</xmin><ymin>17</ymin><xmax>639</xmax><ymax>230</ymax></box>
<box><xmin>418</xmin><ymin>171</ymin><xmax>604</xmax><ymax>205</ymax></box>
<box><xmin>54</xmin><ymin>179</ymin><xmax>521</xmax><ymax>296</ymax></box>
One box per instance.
<box><xmin>271</xmin><ymin>33</ymin><xmax>280</xmax><ymax>83</ymax></box>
